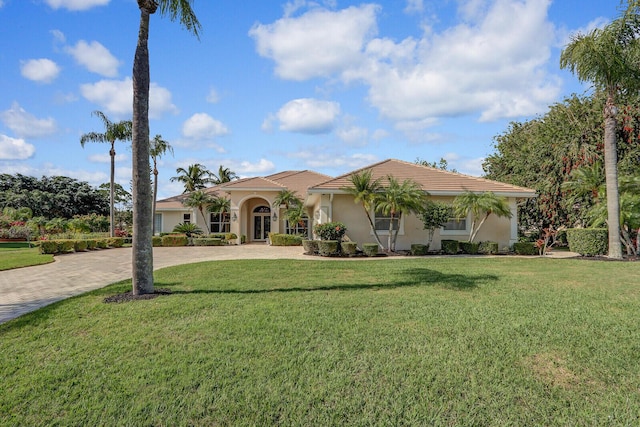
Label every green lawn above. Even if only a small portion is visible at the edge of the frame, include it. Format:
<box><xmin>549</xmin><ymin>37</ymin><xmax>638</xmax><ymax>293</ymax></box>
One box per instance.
<box><xmin>0</xmin><ymin>243</ymin><xmax>53</xmax><ymax>271</ymax></box>
<box><xmin>1</xmin><ymin>257</ymin><xmax>639</xmax><ymax>425</ymax></box>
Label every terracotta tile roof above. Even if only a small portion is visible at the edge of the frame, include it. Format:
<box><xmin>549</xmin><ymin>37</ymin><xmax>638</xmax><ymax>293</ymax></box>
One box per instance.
<box><xmin>219</xmin><ymin>176</ymin><xmax>286</xmax><ymax>191</ymax></box>
<box><xmin>309</xmin><ymin>158</ymin><xmax>536</xmax><ymax>197</ymax></box>
<box><xmin>265</xmin><ymin>170</ymin><xmax>333</xmax><ymax>197</ymax></box>
<box><xmin>155</xmin><ymin>187</ymin><xmax>224</xmax><ymax>210</ymax></box>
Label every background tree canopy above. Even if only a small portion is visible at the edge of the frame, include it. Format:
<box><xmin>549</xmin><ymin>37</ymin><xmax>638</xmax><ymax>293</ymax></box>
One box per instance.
<box><xmin>0</xmin><ymin>174</ymin><xmax>109</xmax><ymax>219</ymax></box>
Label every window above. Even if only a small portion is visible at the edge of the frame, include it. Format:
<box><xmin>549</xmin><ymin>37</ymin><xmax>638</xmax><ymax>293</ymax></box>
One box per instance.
<box><xmin>285</xmin><ymin>217</ymin><xmax>309</xmax><ymax>235</ymax></box>
<box><xmin>210</xmin><ymin>212</ymin><xmax>231</xmax><ymax>233</ymax></box>
<box><xmin>441</xmin><ymin>209</ymin><xmax>468</xmax><ymax>233</ymax></box>
<box><xmin>373</xmin><ymin>209</ymin><xmax>402</xmax><ymax>234</ymax></box>
<box><xmin>154</xmin><ymin>213</ymin><xmax>162</xmax><ymax>234</ymax></box>
<box><xmin>183</xmin><ymin>213</ymin><xmax>191</xmax><ymax>224</ymax></box>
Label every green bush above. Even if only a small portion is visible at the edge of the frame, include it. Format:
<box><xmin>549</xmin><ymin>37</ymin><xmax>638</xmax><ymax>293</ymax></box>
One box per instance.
<box><xmin>318</xmin><ymin>240</ymin><xmax>339</xmax><ymax>256</ymax></box>
<box><xmin>459</xmin><ymin>241</ymin><xmax>480</xmax><ymax>255</ymax></box>
<box><xmin>441</xmin><ymin>240</ymin><xmax>459</xmax><ymax>255</ymax></box>
<box><xmin>86</xmin><ymin>239</ymin><xmax>97</xmax><ymax>250</ymax></box>
<box><xmin>96</xmin><ymin>239</ymin><xmax>108</xmax><ymax>249</ymax></box>
<box><xmin>74</xmin><ymin>240</ymin><xmax>88</xmax><ymax>252</ymax></box>
<box><xmin>192</xmin><ymin>238</ymin><xmax>223</xmax><ymax>246</ymax></box>
<box><xmin>39</xmin><ymin>240</ymin><xmax>59</xmax><ymax>254</ymax></box>
<box><xmin>152</xmin><ymin>236</ymin><xmax>163</xmax><ymax>247</ymax></box>
<box><xmin>362</xmin><ymin>243</ymin><xmax>379</xmax><ymax>257</ymax></box>
<box><xmin>162</xmin><ymin>234</ymin><xmax>188</xmax><ymax>247</ymax></box>
<box><xmin>302</xmin><ymin>240</ymin><xmax>319</xmax><ymax>254</ymax></box>
<box><xmin>270</xmin><ymin>233</ymin><xmax>303</xmax><ymax>246</ymax></box>
<box><xmin>172</xmin><ymin>222</ymin><xmax>203</xmax><ymax>237</ymax></box>
<box><xmin>478</xmin><ymin>241</ymin><xmax>499</xmax><ymax>255</ymax></box>
<box><xmin>314</xmin><ymin>222</ymin><xmax>347</xmax><ymax>241</ymax></box>
<box><xmin>58</xmin><ymin>240</ymin><xmax>76</xmax><ymax>253</ymax></box>
<box><xmin>106</xmin><ymin>237</ymin><xmax>124</xmax><ymax>248</ymax></box>
<box><xmin>410</xmin><ymin>244</ymin><xmax>429</xmax><ymax>256</ymax></box>
<box><xmin>341</xmin><ymin>241</ymin><xmax>358</xmax><ymax>256</ymax></box>
<box><xmin>513</xmin><ymin>242</ymin><xmax>537</xmax><ymax>255</ymax></box>
<box><xmin>567</xmin><ymin>228</ymin><xmax>608</xmax><ymax>256</ymax></box>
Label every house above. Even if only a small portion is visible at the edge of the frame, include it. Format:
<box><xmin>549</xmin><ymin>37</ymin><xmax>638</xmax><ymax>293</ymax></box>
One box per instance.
<box><xmin>154</xmin><ymin>159</ymin><xmax>536</xmax><ymax>250</ymax></box>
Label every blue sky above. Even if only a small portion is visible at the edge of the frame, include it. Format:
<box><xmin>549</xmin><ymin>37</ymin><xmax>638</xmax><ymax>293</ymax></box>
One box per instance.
<box><xmin>0</xmin><ymin>0</ymin><xmax>616</xmax><ymax>199</ymax></box>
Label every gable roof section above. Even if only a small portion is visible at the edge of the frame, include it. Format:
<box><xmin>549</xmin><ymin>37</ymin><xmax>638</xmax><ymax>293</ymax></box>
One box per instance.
<box><xmin>265</xmin><ymin>170</ymin><xmax>333</xmax><ymax>197</ymax></box>
<box><xmin>310</xmin><ymin>159</ymin><xmax>536</xmax><ymax>197</ymax></box>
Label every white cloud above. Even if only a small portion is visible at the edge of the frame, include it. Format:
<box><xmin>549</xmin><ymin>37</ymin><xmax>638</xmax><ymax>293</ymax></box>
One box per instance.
<box><xmin>50</xmin><ymin>29</ymin><xmax>66</xmax><ymax>44</ymax></box>
<box><xmin>404</xmin><ymin>0</ymin><xmax>424</xmax><ymax>14</ymax></box>
<box><xmin>0</xmin><ymin>102</ymin><xmax>57</xmax><ymax>138</ymax></box>
<box><xmin>80</xmin><ymin>78</ymin><xmax>178</xmax><ymax>119</ymax></box>
<box><xmin>371</xmin><ymin>129</ymin><xmax>389</xmax><ymax>140</ymax></box>
<box><xmin>206</xmin><ymin>88</ymin><xmax>220</xmax><ymax>103</ymax></box>
<box><xmin>44</xmin><ymin>0</ymin><xmax>110</xmax><ymax>11</ymax></box>
<box><xmin>291</xmin><ymin>149</ymin><xmax>377</xmax><ymax>170</ymax></box>
<box><xmin>20</xmin><ymin>59</ymin><xmax>61</xmax><ymax>83</ymax></box>
<box><xmin>65</xmin><ymin>40</ymin><xmax>120</xmax><ymax>77</ymax></box>
<box><xmin>87</xmin><ymin>153</ymin><xmax>127</xmax><ymax>163</ymax></box>
<box><xmin>230</xmin><ymin>158</ymin><xmax>276</xmax><ymax>175</ymax></box>
<box><xmin>182</xmin><ymin>113</ymin><xmax>229</xmax><ymax>140</ymax></box>
<box><xmin>249</xmin><ymin>4</ymin><xmax>379</xmax><ymax>80</ymax></box>
<box><xmin>276</xmin><ymin>98</ymin><xmax>340</xmax><ymax>134</ymax></box>
<box><xmin>336</xmin><ymin>125</ymin><xmax>368</xmax><ymax>147</ymax></box>
<box><xmin>0</xmin><ymin>135</ymin><xmax>35</xmax><ymax>160</ymax></box>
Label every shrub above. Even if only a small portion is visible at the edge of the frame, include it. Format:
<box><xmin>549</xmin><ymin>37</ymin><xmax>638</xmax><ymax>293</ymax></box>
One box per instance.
<box><xmin>74</xmin><ymin>240</ymin><xmax>88</xmax><ymax>252</ymax></box>
<box><xmin>302</xmin><ymin>240</ymin><xmax>319</xmax><ymax>254</ymax></box>
<box><xmin>441</xmin><ymin>240</ymin><xmax>459</xmax><ymax>255</ymax></box>
<box><xmin>58</xmin><ymin>240</ymin><xmax>76</xmax><ymax>253</ymax></box>
<box><xmin>152</xmin><ymin>236</ymin><xmax>163</xmax><ymax>247</ymax></box>
<box><xmin>86</xmin><ymin>239</ymin><xmax>97</xmax><ymax>250</ymax></box>
<box><xmin>225</xmin><ymin>233</ymin><xmax>238</xmax><ymax>242</ymax></box>
<box><xmin>162</xmin><ymin>234</ymin><xmax>188</xmax><ymax>247</ymax></box>
<box><xmin>107</xmin><ymin>237</ymin><xmax>124</xmax><ymax>248</ymax></box>
<box><xmin>193</xmin><ymin>238</ymin><xmax>223</xmax><ymax>246</ymax></box>
<box><xmin>410</xmin><ymin>243</ymin><xmax>429</xmax><ymax>256</ymax></box>
<box><xmin>172</xmin><ymin>222</ymin><xmax>203</xmax><ymax>237</ymax></box>
<box><xmin>478</xmin><ymin>241</ymin><xmax>499</xmax><ymax>255</ymax></box>
<box><xmin>362</xmin><ymin>243</ymin><xmax>378</xmax><ymax>257</ymax></box>
<box><xmin>40</xmin><ymin>240</ymin><xmax>60</xmax><ymax>254</ymax></box>
<box><xmin>459</xmin><ymin>241</ymin><xmax>480</xmax><ymax>255</ymax></box>
<box><xmin>341</xmin><ymin>241</ymin><xmax>358</xmax><ymax>256</ymax></box>
<box><xmin>513</xmin><ymin>242</ymin><xmax>537</xmax><ymax>255</ymax></box>
<box><xmin>567</xmin><ymin>228</ymin><xmax>608</xmax><ymax>256</ymax></box>
<box><xmin>314</xmin><ymin>222</ymin><xmax>347</xmax><ymax>241</ymax></box>
<box><xmin>270</xmin><ymin>233</ymin><xmax>303</xmax><ymax>246</ymax></box>
<box><xmin>318</xmin><ymin>240</ymin><xmax>339</xmax><ymax>256</ymax></box>
<box><xmin>96</xmin><ymin>239</ymin><xmax>108</xmax><ymax>249</ymax></box>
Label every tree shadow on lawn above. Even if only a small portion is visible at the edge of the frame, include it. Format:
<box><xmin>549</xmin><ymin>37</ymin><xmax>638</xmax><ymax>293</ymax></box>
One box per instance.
<box><xmin>161</xmin><ymin>268</ymin><xmax>497</xmax><ymax>296</ymax></box>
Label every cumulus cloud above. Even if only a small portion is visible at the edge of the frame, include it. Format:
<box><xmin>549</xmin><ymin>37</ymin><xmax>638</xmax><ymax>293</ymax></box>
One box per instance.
<box><xmin>182</xmin><ymin>113</ymin><xmax>229</xmax><ymax>140</ymax></box>
<box><xmin>65</xmin><ymin>40</ymin><xmax>120</xmax><ymax>77</ymax></box>
<box><xmin>249</xmin><ymin>4</ymin><xmax>379</xmax><ymax>80</ymax></box>
<box><xmin>44</xmin><ymin>0</ymin><xmax>110</xmax><ymax>11</ymax></box>
<box><xmin>404</xmin><ymin>0</ymin><xmax>424</xmax><ymax>14</ymax></box>
<box><xmin>276</xmin><ymin>98</ymin><xmax>340</xmax><ymax>134</ymax></box>
<box><xmin>290</xmin><ymin>149</ymin><xmax>377</xmax><ymax>170</ymax></box>
<box><xmin>20</xmin><ymin>59</ymin><xmax>61</xmax><ymax>83</ymax></box>
<box><xmin>0</xmin><ymin>102</ymin><xmax>57</xmax><ymax>138</ymax></box>
<box><xmin>336</xmin><ymin>125</ymin><xmax>368</xmax><ymax>147</ymax></box>
<box><xmin>230</xmin><ymin>158</ymin><xmax>276</xmax><ymax>175</ymax></box>
<box><xmin>0</xmin><ymin>135</ymin><xmax>35</xmax><ymax>160</ymax></box>
<box><xmin>80</xmin><ymin>77</ymin><xmax>178</xmax><ymax>119</ymax></box>
<box><xmin>87</xmin><ymin>153</ymin><xmax>127</xmax><ymax>163</ymax></box>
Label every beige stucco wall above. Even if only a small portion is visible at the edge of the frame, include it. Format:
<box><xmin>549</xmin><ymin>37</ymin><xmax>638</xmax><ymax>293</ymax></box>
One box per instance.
<box><xmin>158</xmin><ymin>210</ymin><xmax>193</xmax><ymax>234</ymax></box>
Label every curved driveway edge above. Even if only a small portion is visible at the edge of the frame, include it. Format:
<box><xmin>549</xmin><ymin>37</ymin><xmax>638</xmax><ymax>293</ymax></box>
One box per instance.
<box><xmin>0</xmin><ymin>245</ymin><xmax>307</xmax><ymax>325</ymax></box>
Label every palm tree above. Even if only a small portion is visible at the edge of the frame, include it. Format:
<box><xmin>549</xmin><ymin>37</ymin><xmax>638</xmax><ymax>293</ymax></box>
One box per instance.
<box><xmin>272</xmin><ymin>189</ymin><xmax>302</xmax><ymax>233</ymax></box>
<box><xmin>375</xmin><ymin>176</ymin><xmax>426</xmax><ymax>252</ymax></box>
<box><xmin>452</xmin><ymin>191</ymin><xmax>512</xmax><ymax>243</ymax></box>
<box><xmin>183</xmin><ymin>190</ymin><xmax>213</xmax><ymax>233</ymax></box>
<box><xmin>212</xmin><ymin>165</ymin><xmax>238</xmax><ymax>185</ymax></box>
<box><xmin>131</xmin><ymin>0</ymin><xmax>200</xmax><ymax>295</ymax></box>
<box><xmin>170</xmin><ymin>163</ymin><xmax>214</xmax><ymax>193</ymax></box>
<box><xmin>149</xmin><ymin>134</ymin><xmax>173</xmax><ymax>235</ymax></box>
<box><xmin>560</xmin><ymin>3</ymin><xmax>640</xmax><ymax>258</ymax></box>
<box><xmin>80</xmin><ymin>111</ymin><xmax>132</xmax><ymax>237</ymax></box>
<box><xmin>208</xmin><ymin>195</ymin><xmax>231</xmax><ymax>233</ymax></box>
<box><xmin>561</xmin><ymin>162</ymin><xmax>605</xmax><ymax>226</ymax></box>
<box><xmin>341</xmin><ymin>170</ymin><xmax>385</xmax><ymax>250</ymax></box>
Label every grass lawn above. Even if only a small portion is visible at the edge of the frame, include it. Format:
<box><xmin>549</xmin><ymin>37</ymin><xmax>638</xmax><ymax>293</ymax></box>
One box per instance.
<box><xmin>0</xmin><ymin>243</ymin><xmax>53</xmax><ymax>271</ymax></box>
<box><xmin>1</xmin><ymin>257</ymin><xmax>639</xmax><ymax>425</ymax></box>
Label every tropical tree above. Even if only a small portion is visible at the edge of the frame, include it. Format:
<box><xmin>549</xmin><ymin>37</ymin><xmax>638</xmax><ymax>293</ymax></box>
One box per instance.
<box><xmin>452</xmin><ymin>191</ymin><xmax>512</xmax><ymax>243</ymax></box>
<box><xmin>283</xmin><ymin>203</ymin><xmax>308</xmax><ymax>235</ymax></box>
<box><xmin>560</xmin><ymin>2</ymin><xmax>640</xmax><ymax>258</ymax></box>
<box><xmin>212</xmin><ymin>165</ymin><xmax>238</xmax><ymax>185</ymax></box>
<box><xmin>272</xmin><ymin>189</ymin><xmax>303</xmax><ymax>233</ymax></box>
<box><xmin>418</xmin><ymin>200</ymin><xmax>451</xmax><ymax>248</ymax></box>
<box><xmin>80</xmin><ymin>110</ymin><xmax>132</xmax><ymax>237</ymax></box>
<box><xmin>183</xmin><ymin>190</ymin><xmax>213</xmax><ymax>233</ymax></box>
<box><xmin>131</xmin><ymin>0</ymin><xmax>200</xmax><ymax>295</ymax></box>
<box><xmin>375</xmin><ymin>176</ymin><xmax>426</xmax><ymax>252</ymax></box>
<box><xmin>170</xmin><ymin>163</ymin><xmax>214</xmax><ymax>193</ymax></box>
<box><xmin>341</xmin><ymin>170</ymin><xmax>385</xmax><ymax>250</ymax></box>
<box><xmin>149</xmin><ymin>134</ymin><xmax>173</xmax><ymax>234</ymax></box>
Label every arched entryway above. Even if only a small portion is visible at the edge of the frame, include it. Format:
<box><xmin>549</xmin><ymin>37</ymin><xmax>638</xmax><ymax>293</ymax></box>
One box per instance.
<box><xmin>252</xmin><ymin>205</ymin><xmax>271</xmax><ymax>241</ymax></box>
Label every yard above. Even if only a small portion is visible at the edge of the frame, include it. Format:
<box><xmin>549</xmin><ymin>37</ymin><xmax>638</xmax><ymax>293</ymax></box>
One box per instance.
<box><xmin>1</xmin><ymin>257</ymin><xmax>639</xmax><ymax>425</ymax></box>
<box><xmin>0</xmin><ymin>242</ymin><xmax>53</xmax><ymax>271</ymax></box>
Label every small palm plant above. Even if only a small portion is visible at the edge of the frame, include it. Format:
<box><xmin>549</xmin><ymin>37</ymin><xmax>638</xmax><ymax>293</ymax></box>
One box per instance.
<box><xmin>172</xmin><ymin>222</ymin><xmax>202</xmax><ymax>237</ymax></box>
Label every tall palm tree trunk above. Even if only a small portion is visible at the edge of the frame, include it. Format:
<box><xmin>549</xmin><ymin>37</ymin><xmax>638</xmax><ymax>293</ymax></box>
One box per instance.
<box><xmin>132</xmin><ymin>6</ymin><xmax>154</xmax><ymax>295</ymax></box>
<box><xmin>109</xmin><ymin>144</ymin><xmax>116</xmax><ymax>237</ymax></box>
<box><xmin>604</xmin><ymin>94</ymin><xmax>623</xmax><ymax>259</ymax></box>
<box><xmin>152</xmin><ymin>164</ymin><xmax>158</xmax><ymax>235</ymax></box>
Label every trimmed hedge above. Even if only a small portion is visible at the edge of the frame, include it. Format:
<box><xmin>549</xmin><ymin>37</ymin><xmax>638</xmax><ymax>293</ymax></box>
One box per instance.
<box><xmin>441</xmin><ymin>240</ymin><xmax>459</xmax><ymax>255</ymax></box>
<box><xmin>318</xmin><ymin>240</ymin><xmax>339</xmax><ymax>256</ymax></box>
<box><xmin>567</xmin><ymin>228</ymin><xmax>608</xmax><ymax>256</ymax></box>
<box><xmin>513</xmin><ymin>242</ymin><xmax>537</xmax><ymax>255</ymax></box>
<box><xmin>74</xmin><ymin>240</ymin><xmax>88</xmax><ymax>252</ymax></box>
<box><xmin>478</xmin><ymin>241</ymin><xmax>499</xmax><ymax>255</ymax></box>
<box><xmin>161</xmin><ymin>234</ymin><xmax>188</xmax><ymax>247</ymax></box>
<box><xmin>362</xmin><ymin>243</ymin><xmax>378</xmax><ymax>257</ymax></box>
<box><xmin>341</xmin><ymin>241</ymin><xmax>358</xmax><ymax>256</ymax></box>
<box><xmin>410</xmin><ymin>244</ymin><xmax>429</xmax><ymax>256</ymax></box>
<box><xmin>152</xmin><ymin>236</ymin><xmax>163</xmax><ymax>247</ymax></box>
<box><xmin>106</xmin><ymin>237</ymin><xmax>124</xmax><ymax>248</ymax></box>
<box><xmin>302</xmin><ymin>240</ymin><xmax>319</xmax><ymax>254</ymax></box>
<box><xmin>459</xmin><ymin>241</ymin><xmax>479</xmax><ymax>255</ymax></box>
<box><xmin>192</xmin><ymin>238</ymin><xmax>223</xmax><ymax>246</ymax></box>
<box><xmin>269</xmin><ymin>233</ymin><xmax>303</xmax><ymax>246</ymax></box>
<box><xmin>39</xmin><ymin>238</ymin><xmax>116</xmax><ymax>254</ymax></box>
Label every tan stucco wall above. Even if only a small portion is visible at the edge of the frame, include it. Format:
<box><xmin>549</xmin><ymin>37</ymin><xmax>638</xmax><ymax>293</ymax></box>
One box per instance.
<box><xmin>159</xmin><ymin>210</ymin><xmax>193</xmax><ymax>234</ymax></box>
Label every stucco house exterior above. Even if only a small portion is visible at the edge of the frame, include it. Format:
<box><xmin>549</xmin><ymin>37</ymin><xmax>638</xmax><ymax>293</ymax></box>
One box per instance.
<box><xmin>154</xmin><ymin>159</ymin><xmax>536</xmax><ymax>250</ymax></box>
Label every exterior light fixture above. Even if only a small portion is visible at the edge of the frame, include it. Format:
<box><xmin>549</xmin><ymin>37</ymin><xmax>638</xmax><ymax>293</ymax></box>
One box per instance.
<box><xmin>272</xmin><ymin>212</ymin><xmax>278</xmax><ymax>221</ymax></box>
<box><xmin>232</xmin><ymin>212</ymin><xmax>237</xmax><ymax>222</ymax></box>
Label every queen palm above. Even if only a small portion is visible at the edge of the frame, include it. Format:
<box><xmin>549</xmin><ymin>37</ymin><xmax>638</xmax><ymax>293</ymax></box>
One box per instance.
<box><xmin>212</xmin><ymin>165</ymin><xmax>238</xmax><ymax>185</ymax></box>
<box><xmin>80</xmin><ymin>110</ymin><xmax>132</xmax><ymax>237</ymax></box>
<box><xmin>272</xmin><ymin>189</ymin><xmax>302</xmax><ymax>233</ymax></box>
<box><xmin>149</xmin><ymin>134</ymin><xmax>173</xmax><ymax>235</ymax></box>
<box><xmin>183</xmin><ymin>190</ymin><xmax>213</xmax><ymax>233</ymax></box>
<box><xmin>131</xmin><ymin>0</ymin><xmax>200</xmax><ymax>295</ymax></box>
<box><xmin>170</xmin><ymin>163</ymin><xmax>213</xmax><ymax>193</ymax></box>
<box><xmin>452</xmin><ymin>191</ymin><xmax>512</xmax><ymax>243</ymax></box>
<box><xmin>341</xmin><ymin>170</ymin><xmax>385</xmax><ymax>250</ymax></box>
<box><xmin>560</xmin><ymin>3</ymin><xmax>640</xmax><ymax>259</ymax></box>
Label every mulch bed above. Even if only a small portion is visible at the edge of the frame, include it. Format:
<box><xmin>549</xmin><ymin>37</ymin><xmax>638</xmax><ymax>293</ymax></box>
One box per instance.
<box><xmin>104</xmin><ymin>288</ymin><xmax>172</xmax><ymax>304</ymax></box>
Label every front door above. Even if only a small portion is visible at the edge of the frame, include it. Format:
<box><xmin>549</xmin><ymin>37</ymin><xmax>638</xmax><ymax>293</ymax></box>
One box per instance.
<box><xmin>252</xmin><ymin>206</ymin><xmax>271</xmax><ymax>241</ymax></box>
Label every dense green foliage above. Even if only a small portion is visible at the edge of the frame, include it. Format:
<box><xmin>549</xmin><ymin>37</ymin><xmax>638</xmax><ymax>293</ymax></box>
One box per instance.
<box><xmin>362</xmin><ymin>243</ymin><xmax>378</xmax><ymax>256</ymax></box>
<box><xmin>269</xmin><ymin>233</ymin><xmax>303</xmax><ymax>246</ymax></box>
<box><xmin>459</xmin><ymin>241</ymin><xmax>480</xmax><ymax>254</ymax></box>
<box><xmin>161</xmin><ymin>234</ymin><xmax>188</xmax><ymax>247</ymax></box>
<box><xmin>512</xmin><ymin>242</ymin><xmax>538</xmax><ymax>255</ymax></box>
<box><xmin>314</xmin><ymin>222</ymin><xmax>347</xmax><ymax>241</ymax></box>
<box><xmin>302</xmin><ymin>240</ymin><xmax>319</xmax><ymax>254</ymax></box>
<box><xmin>441</xmin><ymin>239</ymin><xmax>459</xmax><ymax>255</ymax></box>
<box><xmin>478</xmin><ymin>241</ymin><xmax>499</xmax><ymax>255</ymax></box>
<box><xmin>317</xmin><ymin>240</ymin><xmax>339</xmax><ymax>256</ymax></box>
<box><xmin>566</xmin><ymin>228</ymin><xmax>609</xmax><ymax>256</ymax></box>
<box><xmin>340</xmin><ymin>241</ymin><xmax>358</xmax><ymax>256</ymax></box>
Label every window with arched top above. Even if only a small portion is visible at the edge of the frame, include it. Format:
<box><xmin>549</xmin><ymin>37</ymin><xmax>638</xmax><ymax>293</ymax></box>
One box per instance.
<box><xmin>253</xmin><ymin>206</ymin><xmax>271</xmax><ymax>214</ymax></box>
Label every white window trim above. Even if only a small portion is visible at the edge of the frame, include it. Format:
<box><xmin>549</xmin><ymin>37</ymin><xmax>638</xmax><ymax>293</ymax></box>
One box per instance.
<box><xmin>370</xmin><ymin>208</ymin><xmax>405</xmax><ymax>236</ymax></box>
<box><xmin>440</xmin><ymin>213</ymin><xmax>471</xmax><ymax>235</ymax></box>
<box><xmin>209</xmin><ymin>212</ymin><xmax>231</xmax><ymax>233</ymax></box>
